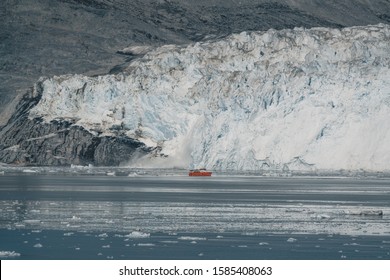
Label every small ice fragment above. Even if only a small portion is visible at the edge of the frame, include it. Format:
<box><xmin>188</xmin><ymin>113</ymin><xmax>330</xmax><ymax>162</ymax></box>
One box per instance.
<box><xmin>287</xmin><ymin>238</ymin><xmax>297</xmax><ymax>243</ymax></box>
<box><xmin>191</xmin><ymin>241</ymin><xmax>197</xmax><ymax>244</ymax></box>
<box><xmin>137</xmin><ymin>243</ymin><xmax>155</xmax><ymax>247</ymax></box>
<box><xmin>360</xmin><ymin>210</ymin><xmax>383</xmax><ymax>216</ymax></box>
<box><xmin>24</xmin><ymin>220</ymin><xmax>41</xmax><ymax>224</ymax></box>
<box><xmin>178</xmin><ymin>236</ymin><xmax>206</xmax><ymax>241</ymax></box>
<box><xmin>102</xmin><ymin>245</ymin><xmax>110</xmax><ymax>248</ymax></box>
<box><xmin>259</xmin><ymin>242</ymin><xmax>269</xmax><ymax>246</ymax></box>
<box><xmin>216</xmin><ymin>235</ymin><xmax>224</xmax><ymax>239</ymax></box>
<box><xmin>0</xmin><ymin>251</ymin><xmax>21</xmax><ymax>257</ymax></box>
<box><xmin>198</xmin><ymin>253</ymin><xmax>204</xmax><ymax>257</ymax></box>
<box><xmin>242</xmin><ymin>232</ymin><xmax>256</xmax><ymax>236</ymax></box>
<box><xmin>34</xmin><ymin>243</ymin><xmax>43</xmax><ymax>248</ymax></box>
<box><xmin>23</xmin><ymin>169</ymin><xmax>37</xmax><ymax>173</ymax></box>
<box><xmin>125</xmin><ymin>231</ymin><xmax>150</xmax><ymax>238</ymax></box>
<box><xmin>64</xmin><ymin>232</ymin><xmax>74</xmax><ymax>236</ymax></box>
<box><xmin>317</xmin><ymin>214</ymin><xmax>331</xmax><ymax>219</ymax></box>
<box><xmin>98</xmin><ymin>233</ymin><xmax>108</xmax><ymax>238</ymax></box>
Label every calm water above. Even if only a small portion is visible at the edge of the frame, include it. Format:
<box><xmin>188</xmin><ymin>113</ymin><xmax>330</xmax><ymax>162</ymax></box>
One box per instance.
<box><xmin>0</xmin><ymin>173</ymin><xmax>390</xmax><ymax>259</ymax></box>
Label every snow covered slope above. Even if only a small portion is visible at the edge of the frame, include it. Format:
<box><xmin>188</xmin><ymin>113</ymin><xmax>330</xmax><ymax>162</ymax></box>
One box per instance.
<box><xmin>27</xmin><ymin>24</ymin><xmax>390</xmax><ymax>171</ymax></box>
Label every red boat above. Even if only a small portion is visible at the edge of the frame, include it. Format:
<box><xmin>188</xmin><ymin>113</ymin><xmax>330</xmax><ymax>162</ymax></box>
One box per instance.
<box><xmin>189</xmin><ymin>168</ymin><xmax>212</xmax><ymax>176</ymax></box>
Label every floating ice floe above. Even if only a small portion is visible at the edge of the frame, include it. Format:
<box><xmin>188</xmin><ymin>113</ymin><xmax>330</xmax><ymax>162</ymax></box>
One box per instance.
<box><xmin>137</xmin><ymin>243</ymin><xmax>155</xmax><ymax>247</ymax></box>
<box><xmin>22</xmin><ymin>169</ymin><xmax>37</xmax><ymax>173</ymax></box>
<box><xmin>33</xmin><ymin>243</ymin><xmax>43</xmax><ymax>248</ymax></box>
<box><xmin>316</xmin><ymin>214</ymin><xmax>331</xmax><ymax>219</ymax></box>
<box><xmin>345</xmin><ymin>210</ymin><xmax>384</xmax><ymax>216</ymax></box>
<box><xmin>178</xmin><ymin>236</ymin><xmax>207</xmax><ymax>241</ymax></box>
<box><xmin>359</xmin><ymin>210</ymin><xmax>383</xmax><ymax>216</ymax></box>
<box><xmin>125</xmin><ymin>231</ymin><xmax>150</xmax><ymax>238</ymax></box>
<box><xmin>287</xmin><ymin>238</ymin><xmax>297</xmax><ymax>243</ymax></box>
<box><xmin>24</xmin><ymin>219</ymin><xmax>41</xmax><ymax>224</ymax></box>
<box><xmin>0</xmin><ymin>251</ymin><xmax>21</xmax><ymax>258</ymax></box>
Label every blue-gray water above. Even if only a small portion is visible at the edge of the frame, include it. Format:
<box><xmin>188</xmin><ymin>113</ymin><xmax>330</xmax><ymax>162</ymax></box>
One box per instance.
<box><xmin>1</xmin><ymin>173</ymin><xmax>390</xmax><ymax>259</ymax></box>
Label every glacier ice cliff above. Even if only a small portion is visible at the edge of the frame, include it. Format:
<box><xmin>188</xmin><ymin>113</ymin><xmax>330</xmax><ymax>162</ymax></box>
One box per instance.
<box><xmin>1</xmin><ymin>24</ymin><xmax>390</xmax><ymax>171</ymax></box>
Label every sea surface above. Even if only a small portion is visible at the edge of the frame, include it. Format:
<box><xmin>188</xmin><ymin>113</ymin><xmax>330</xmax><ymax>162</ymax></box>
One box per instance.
<box><xmin>0</xmin><ymin>170</ymin><xmax>390</xmax><ymax>260</ymax></box>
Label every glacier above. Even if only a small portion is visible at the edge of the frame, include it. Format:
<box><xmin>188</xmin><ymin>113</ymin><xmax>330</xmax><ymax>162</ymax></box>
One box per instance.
<box><xmin>3</xmin><ymin>24</ymin><xmax>390</xmax><ymax>171</ymax></box>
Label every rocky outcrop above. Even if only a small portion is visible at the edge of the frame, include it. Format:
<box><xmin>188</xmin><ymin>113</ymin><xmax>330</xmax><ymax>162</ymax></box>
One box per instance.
<box><xmin>0</xmin><ymin>83</ymin><xmax>150</xmax><ymax>166</ymax></box>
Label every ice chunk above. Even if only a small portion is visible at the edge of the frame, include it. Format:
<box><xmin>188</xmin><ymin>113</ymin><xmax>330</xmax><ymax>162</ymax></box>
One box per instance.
<box><xmin>287</xmin><ymin>238</ymin><xmax>297</xmax><ymax>243</ymax></box>
<box><xmin>22</xmin><ymin>169</ymin><xmax>37</xmax><ymax>173</ymax></box>
<box><xmin>359</xmin><ymin>210</ymin><xmax>383</xmax><ymax>216</ymax></box>
<box><xmin>124</xmin><ymin>231</ymin><xmax>150</xmax><ymax>238</ymax></box>
<box><xmin>137</xmin><ymin>243</ymin><xmax>155</xmax><ymax>247</ymax></box>
<box><xmin>0</xmin><ymin>251</ymin><xmax>21</xmax><ymax>257</ymax></box>
<box><xmin>178</xmin><ymin>236</ymin><xmax>207</xmax><ymax>241</ymax></box>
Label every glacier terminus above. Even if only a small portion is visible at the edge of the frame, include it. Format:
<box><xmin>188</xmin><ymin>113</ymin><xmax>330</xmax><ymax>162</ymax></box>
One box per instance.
<box><xmin>1</xmin><ymin>24</ymin><xmax>390</xmax><ymax>172</ymax></box>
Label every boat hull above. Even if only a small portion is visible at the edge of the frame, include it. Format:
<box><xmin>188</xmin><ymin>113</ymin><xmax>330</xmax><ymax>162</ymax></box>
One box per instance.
<box><xmin>189</xmin><ymin>171</ymin><xmax>212</xmax><ymax>176</ymax></box>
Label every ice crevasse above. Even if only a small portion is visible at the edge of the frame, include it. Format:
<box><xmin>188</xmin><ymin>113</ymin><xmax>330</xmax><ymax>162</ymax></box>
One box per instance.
<box><xmin>29</xmin><ymin>24</ymin><xmax>390</xmax><ymax>171</ymax></box>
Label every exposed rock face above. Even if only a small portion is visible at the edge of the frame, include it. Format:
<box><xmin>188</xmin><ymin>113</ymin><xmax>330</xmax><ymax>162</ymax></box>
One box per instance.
<box><xmin>0</xmin><ymin>82</ymin><xmax>149</xmax><ymax>166</ymax></box>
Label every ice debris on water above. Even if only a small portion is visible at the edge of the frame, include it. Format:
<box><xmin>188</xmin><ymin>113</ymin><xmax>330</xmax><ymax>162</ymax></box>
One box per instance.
<box><xmin>33</xmin><ymin>243</ymin><xmax>43</xmax><ymax>248</ymax></box>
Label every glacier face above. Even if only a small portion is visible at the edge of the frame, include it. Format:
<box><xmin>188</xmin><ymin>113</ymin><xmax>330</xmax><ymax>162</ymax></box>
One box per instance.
<box><xmin>28</xmin><ymin>24</ymin><xmax>390</xmax><ymax>171</ymax></box>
